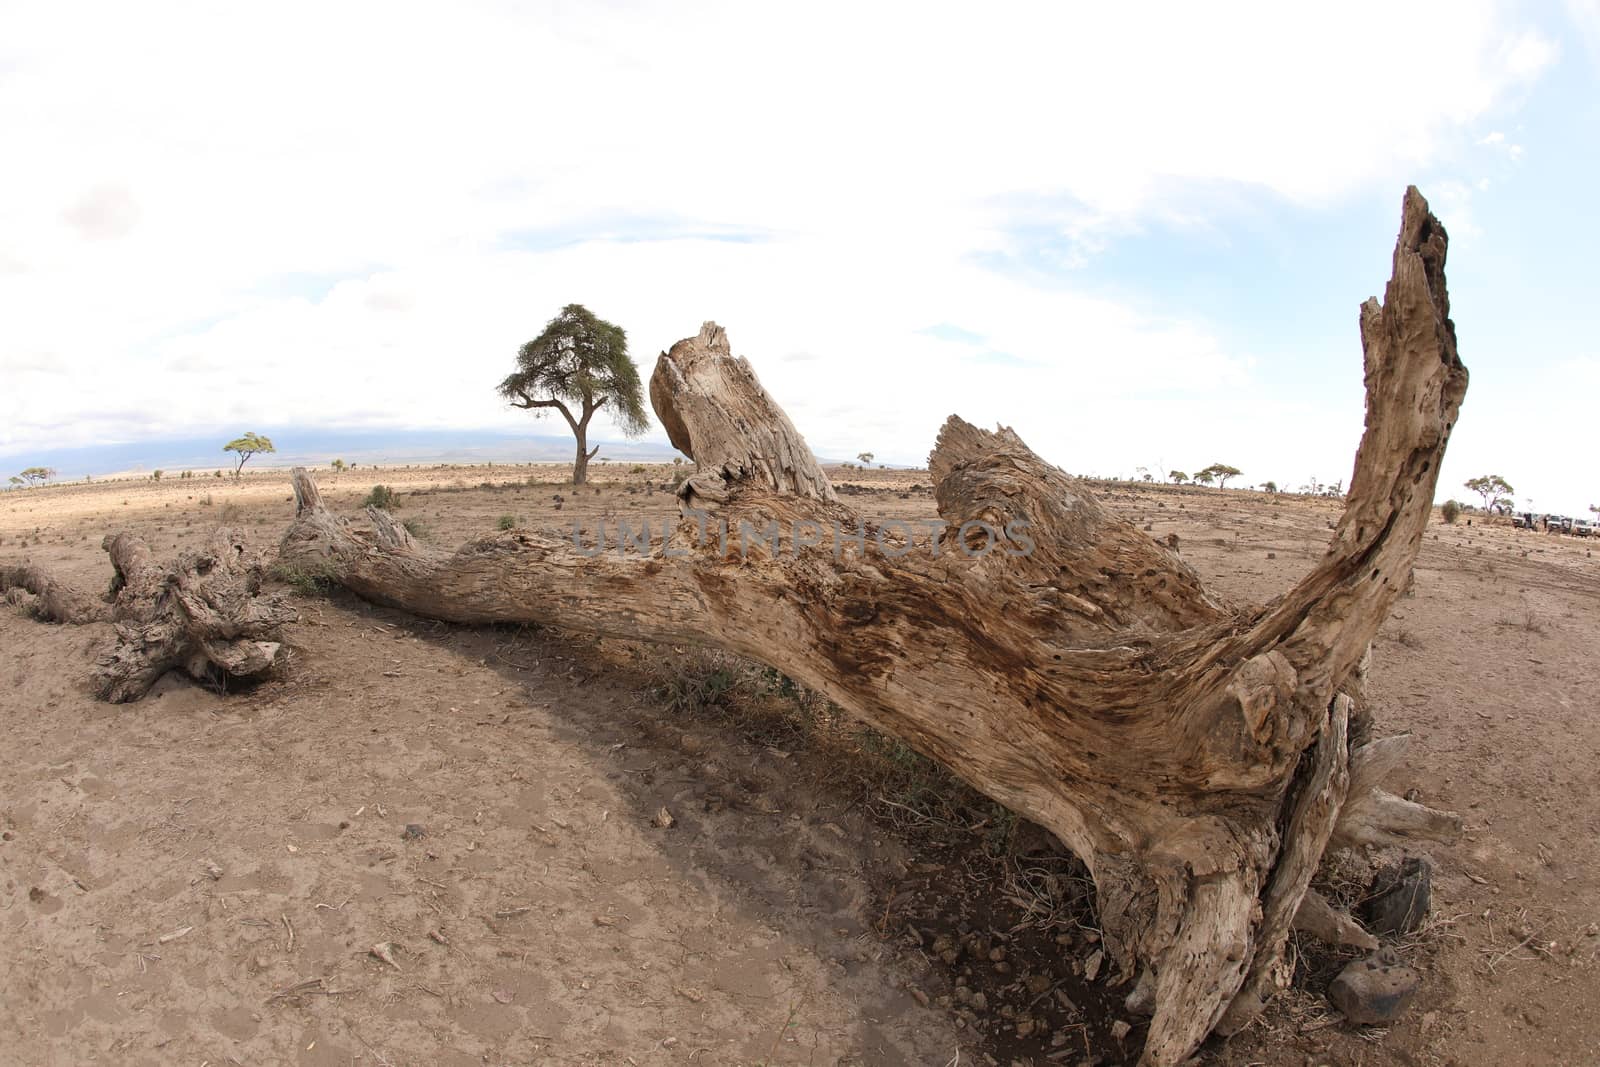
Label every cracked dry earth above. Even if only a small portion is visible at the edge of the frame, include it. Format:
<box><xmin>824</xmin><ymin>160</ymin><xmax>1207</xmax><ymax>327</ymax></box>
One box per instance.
<box><xmin>3</xmin><ymin>464</ymin><xmax>1600</xmax><ymax>1067</ymax></box>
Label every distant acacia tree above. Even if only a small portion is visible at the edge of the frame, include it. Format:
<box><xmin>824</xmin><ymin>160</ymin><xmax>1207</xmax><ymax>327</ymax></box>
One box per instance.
<box><xmin>16</xmin><ymin>466</ymin><xmax>56</xmax><ymax>487</ymax></box>
<box><xmin>498</xmin><ymin>304</ymin><xmax>649</xmax><ymax>486</ymax></box>
<box><xmin>1197</xmin><ymin>463</ymin><xmax>1242</xmax><ymax>489</ymax></box>
<box><xmin>1261</xmin><ymin>481</ymin><xmax>1278</xmax><ymax>493</ymax></box>
<box><xmin>857</xmin><ymin>451</ymin><xmax>875</xmax><ymax>467</ymax></box>
<box><xmin>331</xmin><ymin>458</ymin><xmax>347</xmax><ymax>473</ymax></box>
<box><xmin>224</xmin><ymin>433</ymin><xmax>275</xmax><ymax>476</ymax></box>
<box><xmin>1169</xmin><ymin>470</ymin><xmax>1188</xmax><ymax>484</ymax></box>
<box><xmin>1194</xmin><ymin>469</ymin><xmax>1215</xmax><ymax>487</ymax></box>
<box><xmin>7</xmin><ymin>476</ymin><xmax>21</xmax><ymax>488</ymax></box>
<box><xmin>1464</xmin><ymin>475</ymin><xmax>1513</xmax><ymax>513</ymax></box>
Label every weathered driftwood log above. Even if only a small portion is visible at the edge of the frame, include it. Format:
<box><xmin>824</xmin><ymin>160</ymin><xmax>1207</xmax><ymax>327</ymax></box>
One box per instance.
<box><xmin>0</xmin><ymin>561</ymin><xmax>110</xmax><ymax>623</ymax></box>
<box><xmin>1</xmin><ymin>528</ymin><xmax>294</xmax><ymax>702</ymax></box>
<box><xmin>279</xmin><ymin>187</ymin><xmax>1465</xmax><ymax>1065</ymax></box>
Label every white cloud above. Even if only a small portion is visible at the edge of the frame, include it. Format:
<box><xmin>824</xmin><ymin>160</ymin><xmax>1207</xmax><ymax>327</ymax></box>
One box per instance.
<box><xmin>0</xmin><ymin>0</ymin><xmax>1559</xmax><ymax>492</ymax></box>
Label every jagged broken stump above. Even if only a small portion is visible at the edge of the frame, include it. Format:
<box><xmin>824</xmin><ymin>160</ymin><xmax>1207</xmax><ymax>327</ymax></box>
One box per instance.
<box><xmin>275</xmin><ymin>187</ymin><xmax>1465</xmax><ymax>1065</ymax></box>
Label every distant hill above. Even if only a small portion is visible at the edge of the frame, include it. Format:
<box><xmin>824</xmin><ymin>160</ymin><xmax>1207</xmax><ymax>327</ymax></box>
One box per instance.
<box><xmin>1</xmin><ymin>427</ymin><xmax>684</xmax><ymax>482</ymax></box>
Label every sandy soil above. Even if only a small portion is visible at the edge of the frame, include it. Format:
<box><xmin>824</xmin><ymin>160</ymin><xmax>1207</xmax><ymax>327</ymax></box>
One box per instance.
<box><xmin>2</xmin><ymin>463</ymin><xmax>1598</xmax><ymax>1067</ymax></box>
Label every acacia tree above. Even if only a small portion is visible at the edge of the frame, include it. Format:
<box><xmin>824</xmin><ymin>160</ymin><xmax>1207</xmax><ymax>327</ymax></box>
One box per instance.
<box><xmin>498</xmin><ymin>305</ymin><xmax>649</xmax><ymax>485</ymax></box>
<box><xmin>1197</xmin><ymin>462</ymin><xmax>1242</xmax><ymax>489</ymax></box>
<box><xmin>1193</xmin><ymin>468</ymin><xmax>1214</xmax><ymax>486</ymax></box>
<box><xmin>1464</xmin><ymin>474</ymin><xmax>1513</xmax><ymax>513</ymax></box>
<box><xmin>857</xmin><ymin>451</ymin><xmax>875</xmax><ymax>467</ymax></box>
<box><xmin>16</xmin><ymin>467</ymin><xmax>56</xmax><ymax>487</ymax></box>
<box><xmin>1261</xmin><ymin>480</ymin><xmax>1278</xmax><ymax>493</ymax></box>
<box><xmin>224</xmin><ymin>433</ymin><xmax>275</xmax><ymax>476</ymax></box>
<box><xmin>1169</xmin><ymin>470</ymin><xmax>1188</xmax><ymax>484</ymax></box>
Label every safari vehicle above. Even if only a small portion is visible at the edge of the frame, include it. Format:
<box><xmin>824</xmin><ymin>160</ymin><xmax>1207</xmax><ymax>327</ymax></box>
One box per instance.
<box><xmin>1574</xmin><ymin>518</ymin><xmax>1595</xmax><ymax>538</ymax></box>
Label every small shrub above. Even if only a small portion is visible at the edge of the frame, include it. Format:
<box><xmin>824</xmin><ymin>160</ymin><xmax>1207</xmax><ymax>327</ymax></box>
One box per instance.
<box><xmin>1441</xmin><ymin>499</ymin><xmax>1462</xmax><ymax>524</ymax></box>
<box><xmin>270</xmin><ymin>559</ymin><xmax>339</xmax><ymax>596</ymax></box>
<box><xmin>363</xmin><ymin>485</ymin><xmax>398</xmax><ymax>510</ymax></box>
<box><xmin>152</xmin><ymin>470</ymin><xmax>163</xmax><ymax>481</ymax></box>
<box><xmin>1496</xmin><ymin>612</ymin><xmax>1547</xmax><ymax>635</ymax></box>
<box><xmin>402</xmin><ymin>518</ymin><xmax>429</xmax><ymax>540</ymax></box>
<box><xmin>497</xmin><ymin>514</ymin><xmax>518</xmax><ymax>531</ymax></box>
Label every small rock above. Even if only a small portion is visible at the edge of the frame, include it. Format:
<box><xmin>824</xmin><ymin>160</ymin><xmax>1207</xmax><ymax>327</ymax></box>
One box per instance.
<box><xmin>1024</xmin><ymin>972</ymin><xmax>1052</xmax><ymax>996</ymax></box>
<box><xmin>401</xmin><ymin>823</ymin><xmax>427</xmax><ymax>841</ymax></box>
<box><xmin>1364</xmin><ymin>855</ymin><xmax>1432</xmax><ymax>936</ymax></box>
<box><xmin>1110</xmin><ymin>1020</ymin><xmax>1131</xmax><ymax>1042</ymax></box>
<box><xmin>969</xmin><ymin>991</ymin><xmax>989</xmax><ymax>1012</ymax></box>
<box><xmin>1328</xmin><ymin>949</ymin><xmax>1420</xmax><ymax>1025</ymax></box>
<box><xmin>1084</xmin><ymin>948</ymin><xmax>1104</xmax><ymax>982</ymax></box>
<box><xmin>203</xmin><ymin>860</ymin><xmax>224</xmax><ymax>880</ymax></box>
<box><xmin>652</xmin><ymin>806</ymin><xmax>676</xmax><ymax>829</ymax></box>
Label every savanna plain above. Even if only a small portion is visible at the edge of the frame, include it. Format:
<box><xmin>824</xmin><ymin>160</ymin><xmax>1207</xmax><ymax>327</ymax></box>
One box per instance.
<box><xmin>2</xmin><ymin>463</ymin><xmax>1598</xmax><ymax>1067</ymax></box>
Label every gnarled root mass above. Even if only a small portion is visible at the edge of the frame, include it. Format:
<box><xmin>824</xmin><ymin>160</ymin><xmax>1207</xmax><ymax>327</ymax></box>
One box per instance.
<box><xmin>1</xmin><ymin>528</ymin><xmax>294</xmax><ymax>702</ymax></box>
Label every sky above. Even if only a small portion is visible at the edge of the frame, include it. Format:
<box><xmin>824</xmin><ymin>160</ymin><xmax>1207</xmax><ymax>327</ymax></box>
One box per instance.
<box><xmin>2</xmin><ymin>1</ymin><xmax>1597</xmax><ymax>513</ymax></box>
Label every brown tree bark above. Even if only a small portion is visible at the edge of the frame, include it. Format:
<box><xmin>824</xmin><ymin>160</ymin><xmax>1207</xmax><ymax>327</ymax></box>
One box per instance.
<box><xmin>2</xmin><ymin>528</ymin><xmax>295</xmax><ymax>702</ymax></box>
<box><xmin>573</xmin><ymin>431</ymin><xmax>600</xmax><ymax>486</ymax></box>
<box><xmin>278</xmin><ymin>187</ymin><xmax>1465</xmax><ymax>1065</ymax></box>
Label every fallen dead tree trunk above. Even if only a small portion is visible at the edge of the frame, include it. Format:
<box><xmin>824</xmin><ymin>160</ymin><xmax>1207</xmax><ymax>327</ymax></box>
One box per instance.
<box><xmin>278</xmin><ymin>187</ymin><xmax>1465</xmax><ymax>1065</ymax></box>
<box><xmin>1</xmin><ymin>529</ymin><xmax>294</xmax><ymax>702</ymax></box>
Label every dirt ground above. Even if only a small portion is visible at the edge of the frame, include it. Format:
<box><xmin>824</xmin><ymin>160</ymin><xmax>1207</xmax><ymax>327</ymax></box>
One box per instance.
<box><xmin>2</xmin><ymin>462</ymin><xmax>1598</xmax><ymax>1067</ymax></box>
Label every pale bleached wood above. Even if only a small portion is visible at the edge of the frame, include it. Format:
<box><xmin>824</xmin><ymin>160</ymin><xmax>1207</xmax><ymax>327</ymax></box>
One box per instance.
<box><xmin>0</xmin><ymin>562</ymin><xmax>108</xmax><ymax>623</ymax></box>
<box><xmin>2</xmin><ymin>529</ymin><xmax>295</xmax><ymax>701</ymax></box>
<box><xmin>1294</xmin><ymin>887</ymin><xmax>1380</xmax><ymax>952</ymax></box>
